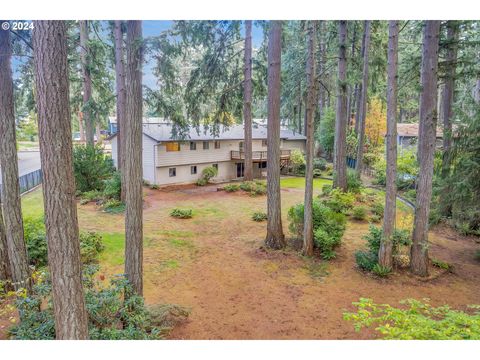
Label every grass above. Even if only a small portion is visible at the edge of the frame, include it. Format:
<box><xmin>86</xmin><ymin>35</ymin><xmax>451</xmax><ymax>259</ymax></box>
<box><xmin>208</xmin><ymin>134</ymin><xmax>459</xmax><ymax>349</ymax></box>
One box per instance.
<box><xmin>280</xmin><ymin>177</ymin><xmax>331</xmax><ymax>190</ymax></box>
<box><xmin>99</xmin><ymin>233</ymin><xmax>125</xmax><ymax>266</ymax></box>
<box><xmin>21</xmin><ymin>187</ymin><xmax>44</xmax><ymax>218</ymax></box>
<box><xmin>17</xmin><ymin>141</ymin><xmax>39</xmax><ymax>151</ymax></box>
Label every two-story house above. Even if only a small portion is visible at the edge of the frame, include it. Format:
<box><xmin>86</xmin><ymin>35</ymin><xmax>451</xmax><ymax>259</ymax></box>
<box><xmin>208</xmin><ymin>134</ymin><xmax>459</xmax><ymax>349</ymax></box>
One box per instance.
<box><xmin>109</xmin><ymin>121</ymin><xmax>306</xmax><ymax>186</ymax></box>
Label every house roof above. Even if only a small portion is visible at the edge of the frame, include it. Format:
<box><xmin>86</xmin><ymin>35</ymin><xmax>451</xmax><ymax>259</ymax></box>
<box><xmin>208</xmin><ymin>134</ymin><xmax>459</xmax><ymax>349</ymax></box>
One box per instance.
<box><xmin>396</xmin><ymin>123</ymin><xmax>444</xmax><ymax>138</ymax></box>
<box><xmin>109</xmin><ymin>122</ymin><xmax>306</xmax><ymax>142</ymax></box>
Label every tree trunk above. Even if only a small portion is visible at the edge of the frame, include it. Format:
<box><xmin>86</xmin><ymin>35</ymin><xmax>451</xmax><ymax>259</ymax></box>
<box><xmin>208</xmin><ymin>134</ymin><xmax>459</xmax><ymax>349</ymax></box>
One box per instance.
<box><xmin>124</xmin><ymin>20</ymin><xmax>144</xmax><ymax>295</ymax></box>
<box><xmin>355</xmin><ymin>21</ymin><xmax>371</xmax><ymax>175</ymax></box>
<box><xmin>78</xmin><ymin>110</ymin><xmax>85</xmax><ymax>141</ymax></box>
<box><xmin>379</xmin><ymin>21</ymin><xmax>399</xmax><ymax>269</ymax></box>
<box><xmin>354</xmin><ymin>25</ymin><xmax>367</xmax><ymax>134</ymax></box>
<box><xmin>0</xmin><ymin>27</ymin><xmax>30</xmax><ymax>292</ymax></box>
<box><xmin>297</xmin><ymin>82</ymin><xmax>303</xmax><ymax>134</ymax></box>
<box><xmin>410</xmin><ymin>21</ymin><xmax>441</xmax><ymax>277</ymax></box>
<box><xmin>33</xmin><ymin>20</ymin><xmax>89</xmax><ymax>339</ymax></box>
<box><xmin>95</xmin><ymin>123</ymin><xmax>102</xmax><ymax>144</ymax></box>
<box><xmin>333</xmin><ymin>21</ymin><xmax>348</xmax><ymax>191</ymax></box>
<box><xmin>265</xmin><ymin>21</ymin><xmax>286</xmax><ymax>249</ymax></box>
<box><xmin>303</xmin><ymin>21</ymin><xmax>316</xmax><ymax>256</ymax></box>
<box><xmin>243</xmin><ymin>20</ymin><xmax>254</xmax><ymax>181</ymax></box>
<box><xmin>439</xmin><ymin>21</ymin><xmax>459</xmax><ymax>216</ymax></box>
<box><xmin>80</xmin><ymin>20</ymin><xmax>94</xmax><ymax>147</ymax></box>
<box><xmin>114</xmin><ymin>20</ymin><xmax>127</xmax><ymax>202</ymax></box>
<box><xmin>0</xmin><ymin>197</ymin><xmax>11</xmax><ymax>281</ymax></box>
<box><xmin>317</xmin><ymin>21</ymin><xmax>326</xmax><ymax>121</ymax></box>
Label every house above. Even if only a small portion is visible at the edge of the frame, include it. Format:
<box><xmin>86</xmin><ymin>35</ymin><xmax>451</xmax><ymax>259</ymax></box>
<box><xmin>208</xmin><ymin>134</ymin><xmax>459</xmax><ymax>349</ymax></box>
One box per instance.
<box><xmin>395</xmin><ymin>123</ymin><xmax>444</xmax><ymax>153</ymax></box>
<box><xmin>109</xmin><ymin>120</ymin><xmax>306</xmax><ymax>186</ymax></box>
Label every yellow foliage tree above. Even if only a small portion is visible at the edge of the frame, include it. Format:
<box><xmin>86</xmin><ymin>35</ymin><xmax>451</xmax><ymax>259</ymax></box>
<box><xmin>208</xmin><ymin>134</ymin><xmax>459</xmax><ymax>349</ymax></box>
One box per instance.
<box><xmin>365</xmin><ymin>96</ymin><xmax>387</xmax><ymax>148</ymax></box>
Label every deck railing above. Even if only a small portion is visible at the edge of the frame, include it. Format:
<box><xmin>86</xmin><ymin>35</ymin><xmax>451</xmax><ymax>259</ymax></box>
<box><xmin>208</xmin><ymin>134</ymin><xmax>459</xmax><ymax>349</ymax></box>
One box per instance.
<box><xmin>231</xmin><ymin>149</ymin><xmax>291</xmax><ymax>161</ymax></box>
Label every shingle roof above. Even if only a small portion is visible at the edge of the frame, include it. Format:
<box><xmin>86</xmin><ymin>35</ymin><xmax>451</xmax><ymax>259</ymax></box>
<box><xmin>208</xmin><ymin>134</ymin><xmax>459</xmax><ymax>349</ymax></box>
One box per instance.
<box><xmin>396</xmin><ymin>123</ymin><xmax>444</xmax><ymax>138</ymax></box>
<box><xmin>111</xmin><ymin>122</ymin><xmax>306</xmax><ymax>142</ymax></box>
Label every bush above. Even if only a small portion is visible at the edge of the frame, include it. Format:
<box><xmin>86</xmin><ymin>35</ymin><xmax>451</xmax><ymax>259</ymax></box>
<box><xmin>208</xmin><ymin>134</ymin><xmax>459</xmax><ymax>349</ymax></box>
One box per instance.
<box><xmin>73</xmin><ymin>145</ymin><xmax>115</xmax><ymax>193</ymax></box>
<box><xmin>223</xmin><ymin>184</ymin><xmax>240</xmax><ymax>192</ymax></box>
<box><xmin>374</xmin><ymin>149</ymin><xmax>418</xmax><ymax>190</ymax></box>
<box><xmin>103</xmin><ymin>171</ymin><xmax>122</xmax><ymax>200</ymax></box>
<box><xmin>102</xmin><ymin>199</ymin><xmax>125</xmax><ymax>214</ymax></box>
<box><xmin>8</xmin><ymin>267</ymin><xmax>182</xmax><ymax>340</ymax></box>
<box><xmin>313</xmin><ymin>169</ymin><xmax>322</xmax><ymax>178</ymax></box>
<box><xmin>323</xmin><ymin>189</ymin><xmax>355</xmax><ymax>214</ymax></box>
<box><xmin>170</xmin><ymin>208</ymin><xmax>193</xmax><ymax>219</ymax></box>
<box><xmin>313</xmin><ymin>158</ymin><xmax>327</xmax><ymax>171</ymax></box>
<box><xmin>79</xmin><ymin>232</ymin><xmax>105</xmax><ymax>264</ymax></box>
<box><xmin>355</xmin><ymin>250</ymin><xmax>378</xmax><ymax>271</ymax></box>
<box><xmin>432</xmin><ymin>259</ymin><xmax>453</xmax><ymax>271</ymax></box>
<box><xmin>288</xmin><ymin>200</ymin><xmax>346</xmax><ymax>259</ymax></box>
<box><xmin>239</xmin><ymin>181</ymin><xmax>266</xmax><ymax>196</ymax></box>
<box><xmin>80</xmin><ymin>190</ymin><xmax>103</xmax><ymax>204</ymax></box>
<box><xmin>347</xmin><ymin>170</ymin><xmax>363</xmax><ymax>194</ymax></box>
<box><xmin>290</xmin><ymin>149</ymin><xmax>306</xmax><ymax>175</ymax></box>
<box><xmin>344</xmin><ymin>298</ymin><xmax>480</xmax><ymax>339</ymax></box>
<box><xmin>403</xmin><ymin>189</ymin><xmax>416</xmax><ymax>203</ymax></box>
<box><xmin>370</xmin><ymin>201</ymin><xmax>384</xmax><ymax>217</ymax></box>
<box><xmin>196</xmin><ymin>178</ymin><xmax>208</xmax><ymax>186</ymax></box>
<box><xmin>322</xmin><ymin>184</ymin><xmax>332</xmax><ymax>195</ymax></box>
<box><xmin>202</xmin><ymin>166</ymin><xmax>218</xmax><ymax>181</ymax></box>
<box><xmin>24</xmin><ymin>217</ymin><xmax>48</xmax><ymax>267</ymax></box>
<box><xmin>372</xmin><ymin>264</ymin><xmax>392</xmax><ymax>277</ymax></box>
<box><xmin>252</xmin><ymin>211</ymin><xmax>267</xmax><ymax>222</ymax></box>
<box><xmin>352</xmin><ymin>206</ymin><xmax>368</xmax><ymax>220</ymax></box>
<box><xmin>370</xmin><ymin>214</ymin><xmax>382</xmax><ymax>223</ymax></box>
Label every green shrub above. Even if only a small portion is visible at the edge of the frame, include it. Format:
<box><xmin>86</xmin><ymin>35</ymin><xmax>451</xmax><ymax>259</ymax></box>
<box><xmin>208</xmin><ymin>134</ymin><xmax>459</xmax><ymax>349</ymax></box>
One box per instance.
<box><xmin>103</xmin><ymin>171</ymin><xmax>122</xmax><ymax>200</ymax></box>
<box><xmin>8</xmin><ymin>267</ymin><xmax>182</xmax><ymax>340</ymax></box>
<box><xmin>372</xmin><ymin>264</ymin><xmax>392</xmax><ymax>277</ymax></box>
<box><xmin>403</xmin><ymin>189</ymin><xmax>416</xmax><ymax>203</ymax></box>
<box><xmin>290</xmin><ymin>149</ymin><xmax>306</xmax><ymax>175</ymax></box>
<box><xmin>223</xmin><ymin>184</ymin><xmax>240</xmax><ymax>192</ymax></box>
<box><xmin>170</xmin><ymin>208</ymin><xmax>193</xmax><ymax>219</ymax></box>
<box><xmin>374</xmin><ymin>149</ymin><xmax>418</xmax><ymax>190</ymax></box>
<box><xmin>344</xmin><ymin>298</ymin><xmax>480</xmax><ymax>339</ymax></box>
<box><xmin>322</xmin><ymin>184</ymin><xmax>332</xmax><ymax>195</ymax></box>
<box><xmin>79</xmin><ymin>232</ymin><xmax>105</xmax><ymax>264</ymax></box>
<box><xmin>201</xmin><ymin>166</ymin><xmax>218</xmax><ymax>181</ymax></box>
<box><xmin>323</xmin><ymin>189</ymin><xmax>355</xmax><ymax>214</ymax></box>
<box><xmin>80</xmin><ymin>190</ymin><xmax>103</xmax><ymax>203</ymax></box>
<box><xmin>252</xmin><ymin>211</ymin><xmax>267</xmax><ymax>222</ymax></box>
<box><xmin>24</xmin><ymin>217</ymin><xmax>48</xmax><ymax>267</ymax></box>
<box><xmin>355</xmin><ymin>250</ymin><xmax>378</xmax><ymax>271</ymax></box>
<box><xmin>347</xmin><ymin>170</ymin><xmax>363</xmax><ymax>194</ymax></box>
<box><xmin>239</xmin><ymin>181</ymin><xmax>266</xmax><ymax>196</ymax></box>
<box><xmin>352</xmin><ymin>206</ymin><xmax>368</xmax><ymax>220</ymax></box>
<box><xmin>370</xmin><ymin>201</ymin><xmax>384</xmax><ymax>217</ymax></box>
<box><xmin>102</xmin><ymin>199</ymin><xmax>125</xmax><ymax>214</ymax></box>
<box><xmin>73</xmin><ymin>145</ymin><xmax>115</xmax><ymax>193</ymax></box>
<box><xmin>196</xmin><ymin>178</ymin><xmax>208</xmax><ymax>186</ymax></box>
<box><xmin>313</xmin><ymin>169</ymin><xmax>322</xmax><ymax>178</ymax></box>
<box><xmin>314</xmin><ymin>228</ymin><xmax>341</xmax><ymax>260</ymax></box>
<box><xmin>313</xmin><ymin>158</ymin><xmax>327</xmax><ymax>171</ymax></box>
<box><xmin>150</xmin><ymin>184</ymin><xmax>159</xmax><ymax>190</ymax></box>
<box><xmin>432</xmin><ymin>259</ymin><xmax>453</xmax><ymax>271</ymax></box>
<box><xmin>370</xmin><ymin>214</ymin><xmax>382</xmax><ymax>223</ymax></box>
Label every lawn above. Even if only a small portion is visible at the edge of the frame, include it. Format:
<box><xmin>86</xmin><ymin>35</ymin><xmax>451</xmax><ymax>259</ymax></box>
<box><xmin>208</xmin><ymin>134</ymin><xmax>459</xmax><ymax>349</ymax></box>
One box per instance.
<box><xmin>17</xmin><ymin>141</ymin><xmax>39</xmax><ymax>151</ymax></box>
<box><xmin>16</xmin><ymin>181</ymin><xmax>480</xmax><ymax>339</ymax></box>
<box><xmin>280</xmin><ymin>176</ymin><xmax>331</xmax><ymax>190</ymax></box>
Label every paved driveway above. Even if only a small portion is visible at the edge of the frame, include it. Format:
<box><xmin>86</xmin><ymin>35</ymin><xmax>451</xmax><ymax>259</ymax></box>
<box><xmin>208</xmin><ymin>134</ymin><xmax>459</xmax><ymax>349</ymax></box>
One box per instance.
<box><xmin>0</xmin><ymin>151</ymin><xmax>41</xmax><ymax>185</ymax></box>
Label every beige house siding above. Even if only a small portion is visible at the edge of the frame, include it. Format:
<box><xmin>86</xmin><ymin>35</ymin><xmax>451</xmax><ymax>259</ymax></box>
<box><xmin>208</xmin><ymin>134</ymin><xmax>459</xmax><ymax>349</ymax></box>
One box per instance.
<box><xmin>156</xmin><ymin>160</ymin><xmax>237</xmax><ymax>186</ymax></box>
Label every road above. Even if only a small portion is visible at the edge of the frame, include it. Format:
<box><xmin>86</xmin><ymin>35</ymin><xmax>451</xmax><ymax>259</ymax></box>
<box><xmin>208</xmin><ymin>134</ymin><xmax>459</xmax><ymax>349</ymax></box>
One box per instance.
<box><xmin>0</xmin><ymin>151</ymin><xmax>41</xmax><ymax>185</ymax></box>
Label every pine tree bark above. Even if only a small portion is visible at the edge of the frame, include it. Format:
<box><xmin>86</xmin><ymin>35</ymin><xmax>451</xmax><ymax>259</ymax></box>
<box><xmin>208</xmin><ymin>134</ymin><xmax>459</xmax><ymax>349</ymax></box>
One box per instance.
<box><xmin>333</xmin><ymin>20</ymin><xmax>348</xmax><ymax>191</ymax></box>
<box><xmin>124</xmin><ymin>20</ymin><xmax>144</xmax><ymax>295</ymax></box>
<box><xmin>355</xmin><ymin>21</ymin><xmax>371</xmax><ymax>175</ymax></box>
<box><xmin>303</xmin><ymin>21</ymin><xmax>316</xmax><ymax>256</ymax></box>
<box><xmin>0</xmin><ymin>26</ymin><xmax>30</xmax><ymax>291</ymax></box>
<box><xmin>379</xmin><ymin>21</ymin><xmax>399</xmax><ymax>269</ymax></box>
<box><xmin>80</xmin><ymin>20</ymin><xmax>94</xmax><ymax>147</ymax></box>
<box><xmin>265</xmin><ymin>21</ymin><xmax>286</xmax><ymax>249</ymax></box>
<box><xmin>317</xmin><ymin>21</ymin><xmax>326</xmax><ymax>121</ymax></box>
<box><xmin>354</xmin><ymin>25</ymin><xmax>367</xmax><ymax>134</ymax></box>
<box><xmin>33</xmin><ymin>20</ymin><xmax>89</xmax><ymax>339</ymax></box>
<box><xmin>439</xmin><ymin>21</ymin><xmax>459</xmax><ymax>216</ymax></box>
<box><xmin>410</xmin><ymin>21</ymin><xmax>441</xmax><ymax>277</ymax></box>
<box><xmin>0</xmin><ymin>197</ymin><xmax>11</xmax><ymax>281</ymax></box>
<box><xmin>243</xmin><ymin>20</ymin><xmax>254</xmax><ymax>181</ymax></box>
<box><xmin>78</xmin><ymin>110</ymin><xmax>85</xmax><ymax>141</ymax></box>
<box><xmin>114</xmin><ymin>20</ymin><xmax>127</xmax><ymax>201</ymax></box>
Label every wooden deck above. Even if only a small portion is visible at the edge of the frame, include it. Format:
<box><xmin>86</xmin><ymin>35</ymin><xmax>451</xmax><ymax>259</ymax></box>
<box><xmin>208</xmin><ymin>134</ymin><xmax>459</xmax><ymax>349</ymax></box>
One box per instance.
<box><xmin>230</xmin><ymin>150</ymin><xmax>291</xmax><ymax>162</ymax></box>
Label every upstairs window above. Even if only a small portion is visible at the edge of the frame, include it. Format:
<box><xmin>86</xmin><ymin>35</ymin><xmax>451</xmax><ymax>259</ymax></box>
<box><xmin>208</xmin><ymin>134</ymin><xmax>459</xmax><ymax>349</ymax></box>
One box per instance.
<box><xmin>190</xmin><ymin>141</ymin><xmax>196</xmax><ymax>150</ymax></box>
<box><xmin>166</xmin><ymin>142</ymin><xmax>180</xmax><ymax>152</ymax></box>
<box><xmin>214</xmin><ymin>140</ymin><xmax>221</xmax><ymax>149</ymax></box>
<box><xmin>169</xmin><ymin>168</ymin><xmax>176</xmax><ymax>177</ymax></box>
<box><xmin>203</xmin><ymin>141</ymin><xmax>210</xmax><ymax>150</ymax></box>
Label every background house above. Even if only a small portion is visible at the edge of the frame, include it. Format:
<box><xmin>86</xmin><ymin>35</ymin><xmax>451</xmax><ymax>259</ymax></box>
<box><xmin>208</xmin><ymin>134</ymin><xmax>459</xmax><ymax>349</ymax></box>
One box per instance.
<box><xmin>109</xmin><ymin>120</ymin><xmax>306</xmax><ymax>186</ymax></box>
<box><xmin>395</xmin><ymin>123</ymin><xmax>444</xmax><ymax>153</ymax></box>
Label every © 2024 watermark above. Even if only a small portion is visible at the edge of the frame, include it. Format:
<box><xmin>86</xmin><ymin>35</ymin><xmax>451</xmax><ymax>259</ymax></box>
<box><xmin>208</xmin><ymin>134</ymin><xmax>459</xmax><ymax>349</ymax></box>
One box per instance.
<box><xmin>2</xmin><ymin>21</ymin><xmax>34</xmax><ymax>31</ymax></box>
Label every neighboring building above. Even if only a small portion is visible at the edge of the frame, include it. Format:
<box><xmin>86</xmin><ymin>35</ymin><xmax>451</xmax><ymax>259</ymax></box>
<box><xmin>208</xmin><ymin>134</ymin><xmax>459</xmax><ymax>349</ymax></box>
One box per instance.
<box><xmin>109</xmin><ymin>121</ymin><xmax>306</xmax><ymax>186</ymax></box>
<box><xmin>395</xmin><ymin>123</ymin><xmax>444</xmax><ymax>153</ymax></box>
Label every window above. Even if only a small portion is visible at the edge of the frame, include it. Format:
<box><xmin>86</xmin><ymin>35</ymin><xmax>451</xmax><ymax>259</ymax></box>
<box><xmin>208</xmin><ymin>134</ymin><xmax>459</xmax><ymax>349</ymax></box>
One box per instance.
<box><xmin>262</xmin><ymin>139</ymin><xmax>267</xmax><ymax>147</ymax></box>
<box><xmin>190</xmin><ymin>141</ymin><xmax>196</xmax><ymax>150</ymax></box>
<box><xmin>169</xmin><ymin>168</ymin><xmax>176</xmax><ymax>177</ymax></box>
<box><xmin>239</xmin><ymin>141</ymin><xmax>244</xmax><ymax>152</ymax></box>
<box><xmin>191</xmin><ymin>166</ymin><xmax>197</xmax><ymax>175</ymax></box>
<box><xmin>259</xmin><ymin>162</ymin><xmax>267</xmax><ymax>169</ymax></box>
<box><xmin>203</xmin><ymin>141</ymin><xmax>209</xmax><ymax>150</ymax></box>
<box><xmin>214</xmin><ymin>140</ymin><xmax>221</xmax><ymax>149</ymax></box>
<box><xmin>166</xmin><ymin>142</ymin><xmax>180</xmax><ymax>152</ymax></box>
<box><xmin>212</xmin><ymin>163</ymin><xmax>218</xmax><ymax>170</ymax></box>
